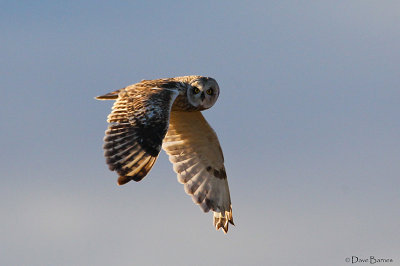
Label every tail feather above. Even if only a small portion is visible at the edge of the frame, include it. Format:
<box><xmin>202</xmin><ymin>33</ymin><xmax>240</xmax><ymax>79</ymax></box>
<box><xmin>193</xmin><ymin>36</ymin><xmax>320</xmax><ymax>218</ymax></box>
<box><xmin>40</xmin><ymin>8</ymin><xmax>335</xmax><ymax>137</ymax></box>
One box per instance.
<box><xmin>95</xmin><ymin>90</ymin><xmax>121</xmax><ymax>100</ymax></box>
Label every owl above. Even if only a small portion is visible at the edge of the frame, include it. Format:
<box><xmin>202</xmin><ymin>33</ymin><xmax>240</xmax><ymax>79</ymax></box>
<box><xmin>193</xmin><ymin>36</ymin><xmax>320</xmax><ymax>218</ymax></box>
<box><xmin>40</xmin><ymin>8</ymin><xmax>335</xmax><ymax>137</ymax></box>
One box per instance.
<box><xmin>96</xmin><ymin>75</ymin><xmax>234</xmax><ymax>233</ymax></box>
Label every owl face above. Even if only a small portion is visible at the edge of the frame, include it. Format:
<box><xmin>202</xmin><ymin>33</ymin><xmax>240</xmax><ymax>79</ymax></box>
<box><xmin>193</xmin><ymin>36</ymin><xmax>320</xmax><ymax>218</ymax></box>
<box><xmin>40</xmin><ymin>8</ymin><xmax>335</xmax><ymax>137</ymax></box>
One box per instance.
<box><xmin>187</xmin><ymin>77</ymin><xmax>220</xmax><ymax>109</ymax></box>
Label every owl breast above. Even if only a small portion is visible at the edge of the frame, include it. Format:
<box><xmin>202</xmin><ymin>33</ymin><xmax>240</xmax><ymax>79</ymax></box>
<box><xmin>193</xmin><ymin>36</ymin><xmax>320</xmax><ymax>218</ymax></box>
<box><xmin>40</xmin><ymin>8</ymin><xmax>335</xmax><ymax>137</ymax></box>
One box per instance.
<box><xmin>171</xmin><ymin>92</ymin><xmax>207</xmax><ymax>112</ymax></box>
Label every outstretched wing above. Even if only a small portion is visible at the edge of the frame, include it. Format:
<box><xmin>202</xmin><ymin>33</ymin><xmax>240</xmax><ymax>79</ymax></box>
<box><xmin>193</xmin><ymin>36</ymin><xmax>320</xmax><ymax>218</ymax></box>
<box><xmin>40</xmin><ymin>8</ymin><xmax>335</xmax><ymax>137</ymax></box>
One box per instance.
<box><xmin>162</xmin><ymin>111</ymin><xmax>234</xmax><ymax>233</ymax></box>
<box><xmin>97</xmin><ymin>85</ymin><xmax>179</xmax><ymax>185</ymax></box>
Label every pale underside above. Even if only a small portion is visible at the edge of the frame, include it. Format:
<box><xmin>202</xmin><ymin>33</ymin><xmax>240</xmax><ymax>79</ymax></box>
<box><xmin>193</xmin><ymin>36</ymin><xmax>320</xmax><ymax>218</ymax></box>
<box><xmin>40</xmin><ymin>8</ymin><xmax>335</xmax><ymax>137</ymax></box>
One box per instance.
<box><xmin>163</xmin><ymin>111</ymin><xmax>233</xmax><ymax>233</ymax></box>
<box><xmin>97</xmin><ymin>77</ymin><xmax>233</xmax><ymax>233</ymax></box>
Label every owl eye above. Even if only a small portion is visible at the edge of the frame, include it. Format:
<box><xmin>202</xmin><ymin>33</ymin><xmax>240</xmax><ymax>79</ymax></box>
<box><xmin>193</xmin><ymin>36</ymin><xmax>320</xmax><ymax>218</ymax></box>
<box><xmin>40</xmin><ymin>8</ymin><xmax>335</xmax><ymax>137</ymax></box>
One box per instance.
<box><xmin>193</xmin><ymin>87</ymin><xmax>200</xmax><ymax>94</ymax></box>
<box><xmin>206</xmin><ymin>88</ymin><xmax>213</xmax><ymax>95</ymax></box>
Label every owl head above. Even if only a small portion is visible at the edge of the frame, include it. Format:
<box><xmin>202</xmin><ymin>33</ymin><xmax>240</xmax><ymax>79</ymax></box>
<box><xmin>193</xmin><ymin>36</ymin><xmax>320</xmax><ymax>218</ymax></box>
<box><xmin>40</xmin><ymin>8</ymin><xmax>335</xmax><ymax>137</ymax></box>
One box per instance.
<box><xmin>186</xmin><ymin>77</ymin><xmax>220</xmax><ymax>110</ymax></box>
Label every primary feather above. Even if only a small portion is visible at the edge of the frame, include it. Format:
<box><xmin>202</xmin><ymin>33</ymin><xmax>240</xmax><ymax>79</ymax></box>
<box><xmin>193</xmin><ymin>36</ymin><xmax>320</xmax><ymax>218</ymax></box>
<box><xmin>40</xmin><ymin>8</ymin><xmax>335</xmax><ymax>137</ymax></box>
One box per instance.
<box><xmin>96</xmin><ymin>76</ymin><xmax>234</xmax><ymax>233</ymax></box>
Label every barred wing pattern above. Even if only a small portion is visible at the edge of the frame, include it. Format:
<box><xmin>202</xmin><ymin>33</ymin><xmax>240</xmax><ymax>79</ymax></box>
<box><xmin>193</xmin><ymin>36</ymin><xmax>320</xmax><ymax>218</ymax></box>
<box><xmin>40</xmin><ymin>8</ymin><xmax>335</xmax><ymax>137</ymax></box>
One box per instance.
<box><xmin>162</xmin><ymin>111</ymin><xmax>234</xmax><ymax>233</ymax></box>
<box><xmin>97</xmin><ymin>86</ymin><xmax>179</xmax><ymax>185</ymax></box>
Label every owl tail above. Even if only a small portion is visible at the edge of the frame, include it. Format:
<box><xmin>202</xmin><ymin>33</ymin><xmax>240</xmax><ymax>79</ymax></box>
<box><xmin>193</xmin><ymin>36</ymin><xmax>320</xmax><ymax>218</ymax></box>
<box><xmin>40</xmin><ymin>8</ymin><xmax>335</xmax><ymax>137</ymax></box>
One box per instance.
<box><xmin>95</xmin><ymin>90</ymin><xmax>120</xmax><ymax>100</ymax></box>
<box><xmin>213</xmin><ymin>209</ymin><xmax>234</xmax><ymax>234</ymax></box>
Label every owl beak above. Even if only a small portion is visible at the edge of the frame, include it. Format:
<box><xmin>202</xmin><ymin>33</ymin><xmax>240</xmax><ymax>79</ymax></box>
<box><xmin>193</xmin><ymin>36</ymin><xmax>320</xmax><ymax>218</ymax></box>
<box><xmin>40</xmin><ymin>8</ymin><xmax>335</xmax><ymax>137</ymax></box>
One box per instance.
<box><xmin>200</xmin><ymin>92</ymin><xmax>205</xmax><ymax>101</ymax></box>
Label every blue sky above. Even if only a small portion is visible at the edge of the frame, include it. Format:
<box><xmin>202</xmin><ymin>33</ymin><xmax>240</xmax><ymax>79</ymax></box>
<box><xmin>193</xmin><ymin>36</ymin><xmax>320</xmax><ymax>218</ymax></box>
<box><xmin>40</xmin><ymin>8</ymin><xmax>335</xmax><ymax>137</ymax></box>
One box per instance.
<box><xmin>1</xmin><ymin>1</ymin><xmax>399</xmax><ymax>265</ymax></box>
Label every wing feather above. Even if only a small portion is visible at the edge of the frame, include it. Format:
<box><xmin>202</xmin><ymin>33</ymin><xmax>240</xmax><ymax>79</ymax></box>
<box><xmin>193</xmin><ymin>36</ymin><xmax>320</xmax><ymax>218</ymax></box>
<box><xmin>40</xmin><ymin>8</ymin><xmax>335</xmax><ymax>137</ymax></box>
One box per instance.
<box><xmin>99</xmin><ymin>84</ymin><xmax>179</xmax><ymax>185</ymax></box>
<box><xmin>162</xmin><ymin>111</ymin><xmax>234</xmax><ymax>233</ymax></box>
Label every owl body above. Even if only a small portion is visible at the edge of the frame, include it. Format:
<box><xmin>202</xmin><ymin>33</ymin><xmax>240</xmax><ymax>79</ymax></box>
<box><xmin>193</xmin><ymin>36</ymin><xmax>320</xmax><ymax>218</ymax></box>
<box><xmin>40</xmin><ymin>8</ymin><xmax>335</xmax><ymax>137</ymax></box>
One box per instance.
<box><xmin>96</xmin><ymin>75</ymin><xmax>233</xmax><ymax>233</ymax></box>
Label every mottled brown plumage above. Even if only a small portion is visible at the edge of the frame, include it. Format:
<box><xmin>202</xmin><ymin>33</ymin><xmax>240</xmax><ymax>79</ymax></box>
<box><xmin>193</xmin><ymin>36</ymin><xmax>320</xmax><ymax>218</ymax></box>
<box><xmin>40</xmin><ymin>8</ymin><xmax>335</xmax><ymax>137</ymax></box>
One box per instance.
<box><xmin>96</xmin><ymin>75</ymin><xmax>233</xmax><ymax>233</ymax></box>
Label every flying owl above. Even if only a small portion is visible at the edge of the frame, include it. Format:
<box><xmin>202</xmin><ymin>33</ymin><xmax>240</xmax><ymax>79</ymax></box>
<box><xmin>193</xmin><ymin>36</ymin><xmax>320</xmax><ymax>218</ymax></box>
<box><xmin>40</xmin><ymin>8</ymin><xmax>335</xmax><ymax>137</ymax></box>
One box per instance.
<box><xmin>96</xmin><ymin>75</ymin><xmax>234</xmax><ymax>233</ymax></box>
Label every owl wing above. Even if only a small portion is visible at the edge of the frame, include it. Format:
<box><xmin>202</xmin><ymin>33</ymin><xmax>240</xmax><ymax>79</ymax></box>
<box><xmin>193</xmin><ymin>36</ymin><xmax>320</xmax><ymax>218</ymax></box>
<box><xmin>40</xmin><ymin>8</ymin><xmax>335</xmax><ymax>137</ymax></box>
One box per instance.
<box><xmin>97</xmin><ymin>85</ymin><xmax>179</xmax><ymax>185</ymax></box>
<box><xmin>162</xmin><ymin>111</ymin><xmax>234</xmax><ymax>233</ymax></box>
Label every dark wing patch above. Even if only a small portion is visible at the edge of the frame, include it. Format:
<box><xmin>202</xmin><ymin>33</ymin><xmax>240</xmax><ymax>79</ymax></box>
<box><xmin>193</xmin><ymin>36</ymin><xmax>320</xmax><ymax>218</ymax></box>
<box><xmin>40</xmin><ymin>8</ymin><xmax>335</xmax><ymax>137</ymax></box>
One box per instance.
<box><xmin>102</xmin><ymin>85</ymin><xmax>179</xmax><ymax>184</ymax></box>
<box><xmin>213</xmin><ymin>167</ymin><xmax>227</xmax><ymax>180</ymax></box>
